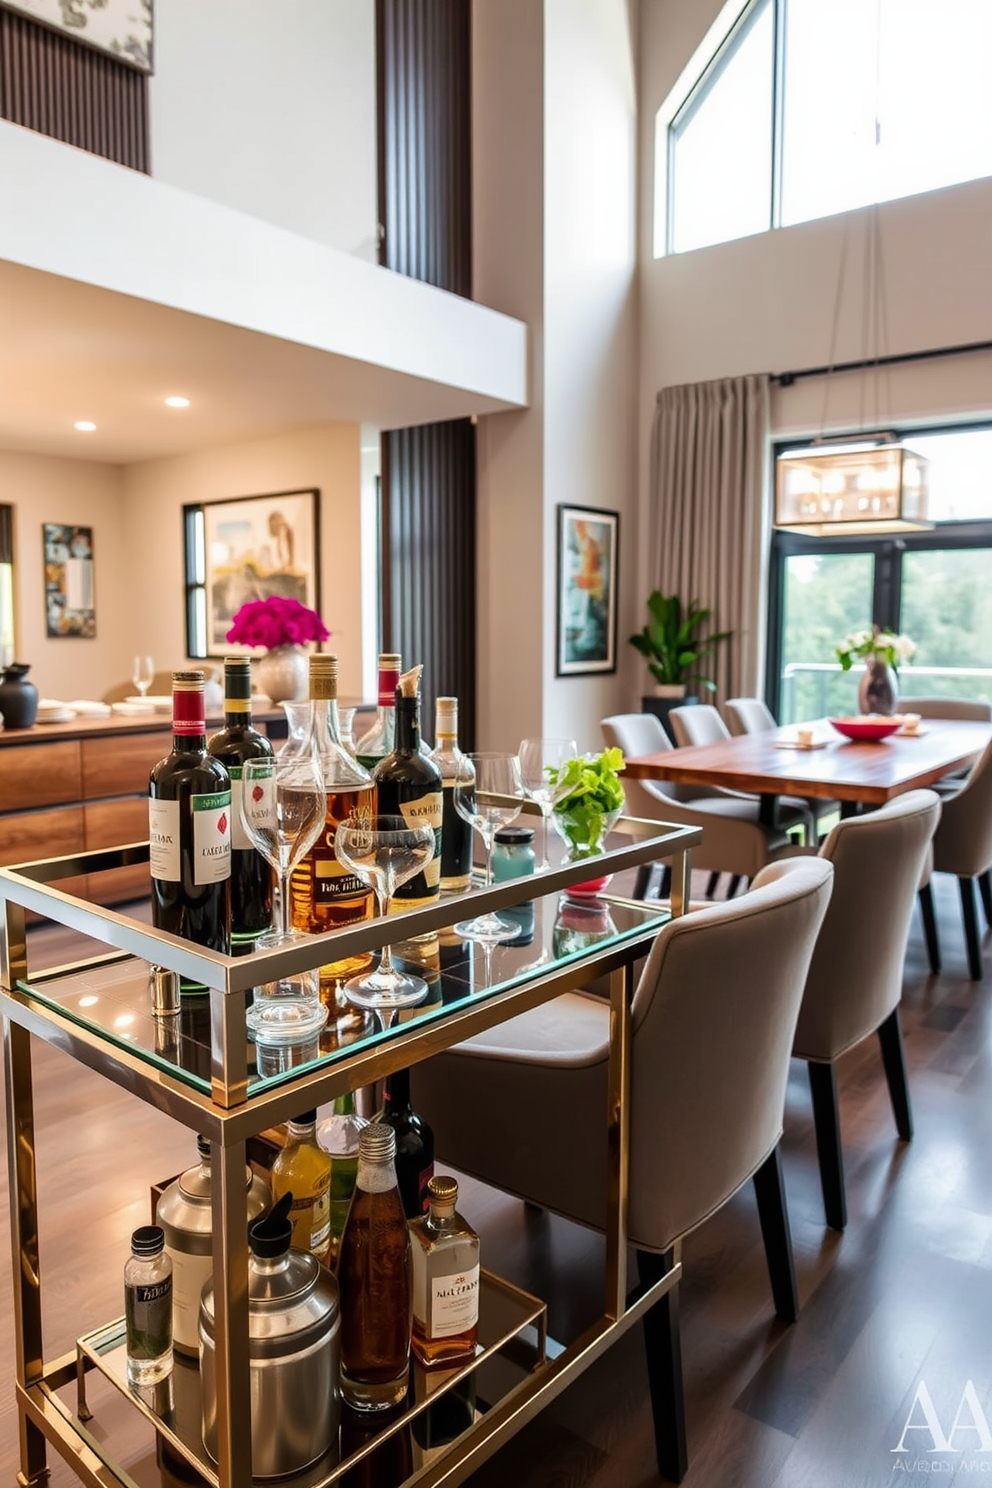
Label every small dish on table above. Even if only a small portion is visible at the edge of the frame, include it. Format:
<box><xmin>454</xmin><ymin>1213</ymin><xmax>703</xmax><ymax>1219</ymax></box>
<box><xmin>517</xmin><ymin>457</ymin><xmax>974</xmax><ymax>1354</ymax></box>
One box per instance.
<box><xmin>828</xmin><ymin>716</ymin><xmax>902</xmax><ymax>743</ymax></box>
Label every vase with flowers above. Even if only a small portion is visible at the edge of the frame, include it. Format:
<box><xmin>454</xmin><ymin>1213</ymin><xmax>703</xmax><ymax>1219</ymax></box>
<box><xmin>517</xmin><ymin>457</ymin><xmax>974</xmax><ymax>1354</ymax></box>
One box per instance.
<box><xmin>226</xmin><ymin>597</ymin><xmax>330</xmax><ymax>704</ymax></box>
<box><xmin>546</xmin><ymin>746</ymin><xmax>626</xmax><ymax>895</ymax></box>
<box><xmin>836</xmin><ymin>625</ymin><xmax>915</xmax><ymax>716</ymax></box>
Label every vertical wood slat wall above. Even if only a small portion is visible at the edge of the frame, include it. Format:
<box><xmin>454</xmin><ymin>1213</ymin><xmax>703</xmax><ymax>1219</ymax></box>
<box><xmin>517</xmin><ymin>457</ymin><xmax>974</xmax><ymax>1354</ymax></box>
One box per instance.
<box><xmin>377</xmin><ymin>0</ymin><xmax>476</xmax><ymax>745</ymax></box>
<box><xmin>0</xmin><ymin>6</ymin><xmax>149</xmax><ymax>173</ymax></box>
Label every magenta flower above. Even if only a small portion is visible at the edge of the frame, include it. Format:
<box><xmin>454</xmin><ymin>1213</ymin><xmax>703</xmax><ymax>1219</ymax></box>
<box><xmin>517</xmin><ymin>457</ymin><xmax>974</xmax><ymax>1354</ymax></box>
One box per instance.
<box><xmin>226</xmin><ymin>597</ymin><xmax>330</xmax><ymax>650</ymax></box>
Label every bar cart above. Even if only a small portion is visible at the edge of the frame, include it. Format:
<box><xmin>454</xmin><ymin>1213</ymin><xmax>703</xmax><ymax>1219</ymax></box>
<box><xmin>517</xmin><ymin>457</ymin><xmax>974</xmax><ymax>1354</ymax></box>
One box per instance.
<box><xmin>1</xmin><ymin>812</ymin><xmax>698</xmax><ymax>1488</ymax></box>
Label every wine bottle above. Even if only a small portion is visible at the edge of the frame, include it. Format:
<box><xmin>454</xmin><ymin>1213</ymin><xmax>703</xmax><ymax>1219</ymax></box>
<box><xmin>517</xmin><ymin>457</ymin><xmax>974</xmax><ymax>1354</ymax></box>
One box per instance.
<box><xmin>288</xmin><ymin>654</ymin><xmax>377</xmax><ymax>988</ymax></box>
<box><xmin>430</xmin><ymin>697</ymin><xmax>473</xmax><ymax>894</ymax></box>
<box><xmin>354</xmin><ymin>652</ymin><xmax>401</xmax><ymax>771</ymax></box>
<box><xmin>372</xmin><ymin>665</ymin><xmax>443</xmax><ymax>909</ymax></box>
<box><xmin>381</xmin><ymin>1064</ymin><xmax>435</xmax><ymax>1218</ymax></box>
<box><xmin>206</xmin><ymin>657</ymin><xmax>274</xmax><ymax>953</ymax></box>
<box><xmin>149</xmin><ymin>671</ymin><xmax>231</xmax><ymax>993</ymax></box>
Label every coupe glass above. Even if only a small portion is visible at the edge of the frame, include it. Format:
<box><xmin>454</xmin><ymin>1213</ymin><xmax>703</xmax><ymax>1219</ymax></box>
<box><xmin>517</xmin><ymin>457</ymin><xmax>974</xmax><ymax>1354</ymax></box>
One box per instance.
<box><xmin>131</xmin><ymin>655</ymin><xmax>154</xmax><ymax>698</ymax></box>
<box><xmin>453</xmin><ymin>752</ymin><xmax>526</xmax><ymax>945</ymax></box>
<box><xmin>518</xmin><ymin>736</ymin><xmax>578</xmax><ymax>870</ymax></box>
<box><xmin>334</xmin><ymin>814</ymin><xmax>437</xmax><ymax>1020</ymax></box>
<box><xmin>240</xmin><ymin>754</ymin><xmax>328</xmax><ymax>1043</ymax></box>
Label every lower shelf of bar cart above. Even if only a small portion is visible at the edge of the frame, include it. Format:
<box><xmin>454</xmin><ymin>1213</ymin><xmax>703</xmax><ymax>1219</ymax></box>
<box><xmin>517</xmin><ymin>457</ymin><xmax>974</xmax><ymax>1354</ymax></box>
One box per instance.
<box><xmin>73</xmin><ymin>1268</ymin><xmax>548</xmax><ymax>1486</ymax></box>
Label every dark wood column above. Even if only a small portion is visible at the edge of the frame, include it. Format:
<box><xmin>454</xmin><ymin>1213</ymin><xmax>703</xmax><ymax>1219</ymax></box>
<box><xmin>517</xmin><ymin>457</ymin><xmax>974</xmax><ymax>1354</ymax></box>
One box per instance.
<box><xmin>376</xmin><ymin>0</ymin><xmax>476</xmax><ymax>744</ymax></box>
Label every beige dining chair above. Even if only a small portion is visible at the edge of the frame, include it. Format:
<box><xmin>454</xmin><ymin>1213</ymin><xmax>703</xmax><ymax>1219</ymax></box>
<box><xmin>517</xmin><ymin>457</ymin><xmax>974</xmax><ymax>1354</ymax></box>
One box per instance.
<box><xmin>725</xmin><ymin>696</ymin><xmax>836</xmax><ymax>843</ymax></box>
<box><xmin>899</xmin><ymin>695</ymin><xmax>992</xmax><ymax>722</ymax></box>
<box><xmin>793</xmin><ymin>789</ymin><xmax>941</xmax><ymax>1230</ymax></box>
<box><xmin>927</xmin><ymin>735</ymin><xmax>992</xmax><ymax>979</ymax></box>
<box><xmin>412</xmin><ymin>856</ymin><xmax>834</xmax><ymax>1483</ymax></box>
<box><xmin>602</xmin><ymin>713</ymin><xmax>800</xmax><ymax>899</ymax></box>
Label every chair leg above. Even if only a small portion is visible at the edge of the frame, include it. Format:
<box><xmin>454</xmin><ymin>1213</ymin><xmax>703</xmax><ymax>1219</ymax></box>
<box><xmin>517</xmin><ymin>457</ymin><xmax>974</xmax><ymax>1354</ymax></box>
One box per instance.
<box><xmin>705</xmin><ymin>872</ymin><xmax>720</xmax><ymax>899</ymax></box>
<box><xmin>807</xmin><ymin>1060</ymin><xmax>847</xmax><ymax>1231</ymax></box>
<box><xmin>660</xmin><ymin>864</ymin><xmax>672</xmax><ymax>900</ymax></box>
<box><xmin>637</xmin><ymin>1248</ymin><xmax>687</xmax><ymax>1484</ymax></box>
<box><xmin>752</xmin><ymin>1145</ymin><xmax>799</xmax><ymax>1323</ymax></box>
<box><xmin>980</xmin><ymin>870</ymin><xmax>992</xmax><ymax>930</ymax></box>
<box><xmin>918</xmin><ymin>883</ymin><xmax>941</xmax><ymax>975</ymax></box>
<box><xmin>959</xmin><ymin>876</ymin><xmax>984</xmax><ymax>981</ymax></box>
<box><xmin>633</xmin><ymin>863</ymin><xmax>653</xmax><ymax>900</ymax></box>
<box><xmin>876</xmin><ymin>1008</ymin><xmax>913</xmax><ymax>1142</ymax></box>
<box><xmin>726</xmin><ymin>874</ymin><xmax>742</xmax><ymax>899</ymax></box>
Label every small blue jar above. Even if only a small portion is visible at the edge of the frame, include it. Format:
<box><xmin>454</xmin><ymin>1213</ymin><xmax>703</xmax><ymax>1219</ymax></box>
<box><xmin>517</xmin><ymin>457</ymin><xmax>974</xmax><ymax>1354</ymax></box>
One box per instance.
<box><xmin>492</xmin><ymin>826</ymin><xmax>536</xmax><ymax>881</ymax></box>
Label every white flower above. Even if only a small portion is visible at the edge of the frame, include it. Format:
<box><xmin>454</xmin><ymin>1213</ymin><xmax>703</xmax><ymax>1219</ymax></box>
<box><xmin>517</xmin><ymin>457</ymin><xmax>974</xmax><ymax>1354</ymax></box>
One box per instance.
<box><xmin>895</xmin><ymin>634</ymin><xmax>916</xmax><ymax>660</ymax></box>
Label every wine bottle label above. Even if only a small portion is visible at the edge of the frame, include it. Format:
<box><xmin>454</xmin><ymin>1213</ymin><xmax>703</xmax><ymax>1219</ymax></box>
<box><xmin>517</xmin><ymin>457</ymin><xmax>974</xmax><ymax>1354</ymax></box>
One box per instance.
<box><xmin>430</xmin><ymin>1264</ymin><xmax>480</xmax><ymax>1338</ymax></box>
<box><xmin>397</xmin><ymin>791</ymin><xmax>443</xmax><ymax>893</ymax></box>
<box><xmin>149</xmin><ymin>798</ymin><xmax>180</xmax><ymax>881</ymax></box>
<box><xmin>192</xmin><ymin>791</ymin><xmax>232</xmax><ymax>884</ymax></box>
<box><xmin>164</xmin><ymin>1245</ymin><xmax>212</xmax><ymax>1353</ymax></box>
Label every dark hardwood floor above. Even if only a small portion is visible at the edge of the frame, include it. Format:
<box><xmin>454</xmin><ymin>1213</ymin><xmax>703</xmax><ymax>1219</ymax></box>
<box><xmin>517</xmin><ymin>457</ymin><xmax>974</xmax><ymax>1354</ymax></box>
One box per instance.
<box><xmin>3</xmin><ymin>869</ymin><xmax>992</xmax><ymax>1487</ymax></box>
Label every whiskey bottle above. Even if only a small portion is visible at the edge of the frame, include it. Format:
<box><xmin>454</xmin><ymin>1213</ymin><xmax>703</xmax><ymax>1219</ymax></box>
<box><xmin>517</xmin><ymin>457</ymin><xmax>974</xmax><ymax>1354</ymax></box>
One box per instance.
<box><xmin>354</xmin><ymin>652</ymin><xmax>402</xmax><ymax>770</ymax></box>
<box><xmin>338</xmin><ymin>1124</ymin><xmax>412</xmax><ymax>1411</ymax></box>
<box><xmin>381</xmin><ymin>1064</ymin><xmax>435</xmax><ymax>1218</ymax></box>
<box><xmin>149</xmin><ymin>671</ymin><xmax>231</xmax><ymax>993</ymax></box>
<box><xmin>410</xmin><ymin>1176</ymin><xmax>480</xmax><ymax>1370</ymax></box>
<box><xmin>430</xmin><ymin>697</ymin><xmax>473</xmax><ymax>894</ymax></box>
<box><xmin>270</xmin><ymin>1110</ymin><xmax>333</xmax><ymax>1268</ymax></box>
<box><xmin>207</xmin><ymin>657</ymin><xmax>274</xmax><ymax>953</ymax></box>
<box><xmin>372</xmin><ymin>666</ymin><xmax>443</xmax><ymax>910</ymax></box>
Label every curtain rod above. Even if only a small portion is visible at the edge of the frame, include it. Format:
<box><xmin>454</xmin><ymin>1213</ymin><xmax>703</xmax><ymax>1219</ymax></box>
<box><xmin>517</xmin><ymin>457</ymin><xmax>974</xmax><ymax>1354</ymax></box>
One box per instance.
<box><xmin>772</xmin><ymin>338</ymin><xmax>992</xmax><ymax>387</ymax></box>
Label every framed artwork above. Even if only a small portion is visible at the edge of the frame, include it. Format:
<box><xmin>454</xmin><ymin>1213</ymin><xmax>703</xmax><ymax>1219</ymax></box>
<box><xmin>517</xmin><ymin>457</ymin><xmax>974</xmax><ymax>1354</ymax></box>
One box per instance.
<box><xmin>42</xmin><ymin>523</ymin><xmax>96</xmax><ymax>638</ymax></box>
<box><xmin>2</xmin><ymin>0</ymin><xmax>154</xmax><ymax>71</ymax></box>
<box><xmin>555</xmin><ymin>504</ymin><xmax>619</xmax><ymax>677</ymax></box>
<box><xmin>184</xmin><ymin>489</ymin><xmax>321</xmax><ymax>658</ymax></box>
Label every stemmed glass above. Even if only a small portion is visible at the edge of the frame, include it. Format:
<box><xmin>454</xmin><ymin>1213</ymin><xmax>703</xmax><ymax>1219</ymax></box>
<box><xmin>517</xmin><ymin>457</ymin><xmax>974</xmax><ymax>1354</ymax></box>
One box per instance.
<box><xmin>240</xmin><ymin>755</ymin><xmax>329</xmax><ymax>1043</ymax></box>
<box><xmin>518</xmin><ymin>736</ymin><xmax>578</xmax><ymax>870</ymax></box>
<box><xmin>453</xmin><ymin>753</ymin><xmax>526</xmax><ymax>946</ymax></box>
<box><xmin>334</xmin><ymin>815</ymin><xmax>437</xmax><ymax>1024</ymax></box>
<box><xmin>131</xmin><ymin>655</ymin><xmax>154</xmax><ymax>699</ymax></box>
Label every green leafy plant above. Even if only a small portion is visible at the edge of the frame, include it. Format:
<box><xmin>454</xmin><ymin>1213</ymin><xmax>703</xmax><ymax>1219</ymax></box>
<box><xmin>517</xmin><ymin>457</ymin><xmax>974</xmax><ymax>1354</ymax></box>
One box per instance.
<box><xmin>628</xmin><ymin>590</ymin><xmax>732</xmax><ymax>692</ymax></box>
<box><xmin>546</xmin><ymin>747</ymin><xmax>626</xmax><ymax>859</ymax></box>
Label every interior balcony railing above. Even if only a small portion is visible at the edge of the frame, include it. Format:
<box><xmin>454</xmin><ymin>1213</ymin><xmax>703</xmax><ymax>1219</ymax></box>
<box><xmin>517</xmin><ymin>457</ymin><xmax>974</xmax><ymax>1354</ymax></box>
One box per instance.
<box><xmin>779</xmin><ymin>663</ymin><xmax>992</xmax><ymax>725</ymax></box>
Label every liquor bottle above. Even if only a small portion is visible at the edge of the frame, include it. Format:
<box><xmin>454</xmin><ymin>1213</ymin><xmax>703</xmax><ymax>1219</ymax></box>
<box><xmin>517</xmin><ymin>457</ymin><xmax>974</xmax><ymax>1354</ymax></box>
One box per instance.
<box><xmin>124</xmin><ymin>1225</ymin><xmax>173</xmax><ymax>1386</ymax></box>
<box><xmin>288</xmin><ymin>655</ymin><xmax>377</xmax><ymax>989</ymax></box>
<box><xmin>381</xmin><ymin>1064</ymin><xmax>435</xmax><ymax>1218</ymax></box>
<box><xmin>270</xmin><ymin>1110</ymin><xmax>333</xmax><ymax>1268</ymax></box>
<box><xmin>206</xmin><ymin>657</ymin><xmax>274</xmax><ymax>953</ymax></box>
<box><xmin>430</xmin><ymin>697</ymin><xmax>473</xmax><ymax>894</ymax></box>
<box><xmin>317</xmin><ymin>1091</ymin><xmax>367</xmax><ymax>1267</ymax></box>
<box><xmin>354</xmin><ymin>652</ymin><xmax>401</xmax><ymax>770</ymax></box>
<box><xmin>149</xmin><ymin>671</ymin><xmax>231</xmax><ymax>993</ymax></box>
<box><xmin>410</xmin><ymin>1176</ymin><xmax>480</xmax><ymax>1370</ymax></box>
<box><xmin>372</xmin><ymin>666</ymin><xmax>443</xmax><ymax>910</ymax></box>
<box><xmin>338</xmin><ymin>1124</ymin><xmax>412</xmax><ymax>1411</ymax></box>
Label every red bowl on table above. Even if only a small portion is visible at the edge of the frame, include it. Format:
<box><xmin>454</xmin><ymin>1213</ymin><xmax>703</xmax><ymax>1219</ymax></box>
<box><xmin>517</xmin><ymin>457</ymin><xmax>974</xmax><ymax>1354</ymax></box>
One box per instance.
<box><xmin>828</xmin><ymin>716</ymin><xmax>903</xmax><ymax>743</ymax></box>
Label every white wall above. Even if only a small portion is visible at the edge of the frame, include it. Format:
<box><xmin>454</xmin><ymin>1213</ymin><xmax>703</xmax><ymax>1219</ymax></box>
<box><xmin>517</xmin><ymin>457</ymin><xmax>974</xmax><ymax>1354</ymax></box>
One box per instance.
<box><xmin>120</xmin><ymin>425</ymin><xmax>367</xmax><ymax>699</ymax></box>
<box><xmin>0</xmin><ymin>451</ymin><xmax>131</xmax><ymax>700</ymax></box>
<box><xmin>149</xmin><ymin>0</ymin><xmax>378</xmax><ymax>259</ymax></box>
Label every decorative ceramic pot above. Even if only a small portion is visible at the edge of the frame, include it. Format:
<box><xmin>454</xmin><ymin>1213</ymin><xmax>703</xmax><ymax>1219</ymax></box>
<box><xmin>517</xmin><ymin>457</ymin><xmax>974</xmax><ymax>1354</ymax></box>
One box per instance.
<box><xmin>0</xmin><ymin>663</ymin><xmax>39</xmax><ymax>729</ymax></box>
<box><xmin>858</xmin><ymin>660</ymin><xmax>898</xmax><ymax>716</ymax></box>
<box><xmin>256</xmin><ymin>645</ymin><xmax>308</xmax><ymax>704</ymax></box>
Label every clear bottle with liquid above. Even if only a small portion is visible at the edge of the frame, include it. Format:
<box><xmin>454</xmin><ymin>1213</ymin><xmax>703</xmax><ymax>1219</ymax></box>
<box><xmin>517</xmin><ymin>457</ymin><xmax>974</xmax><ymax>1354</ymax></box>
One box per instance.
<box><xmin>124</xmin><ymin>1225</ymin><xmax>174</xmax><ymax>1385</ymax></box>
<box><xmin>430</xmin><ymin>697</ymin><xmax>473</xmax><ymax>894</ymax></box>
<box><xmin>410</xmin><ymin>1176</ymin><xmax>480</xmax><ymax>1370</ymax></box>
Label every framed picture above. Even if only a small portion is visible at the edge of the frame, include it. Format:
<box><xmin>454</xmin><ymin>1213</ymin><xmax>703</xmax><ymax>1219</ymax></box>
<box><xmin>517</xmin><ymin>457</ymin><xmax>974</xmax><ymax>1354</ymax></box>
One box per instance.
<box><xmin>42</xmin><ymin>523</ymin><xmax>96</xmax><ymax>638</ymax></box>
<box><xmin>184</xmin><ymin>489</ymin><xmax>321</xmax><ymax>658</ymax></box>
<box><xmin>2</xmin><ymin>1</ymin><xmax>154</xmax><ymax>72</ymax></box>
<box><xmin>555</xmin><ymin>504</ymin><xmax>619</xmax><ymax>677</ymax></box>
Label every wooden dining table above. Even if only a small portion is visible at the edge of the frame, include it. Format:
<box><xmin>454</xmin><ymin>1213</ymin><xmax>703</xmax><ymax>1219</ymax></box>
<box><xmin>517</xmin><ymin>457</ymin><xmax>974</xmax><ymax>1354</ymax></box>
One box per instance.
<box><xmin>623</xmin><ymin>717</ymin><xmax>992</xmax><ymax>825</ymax></box>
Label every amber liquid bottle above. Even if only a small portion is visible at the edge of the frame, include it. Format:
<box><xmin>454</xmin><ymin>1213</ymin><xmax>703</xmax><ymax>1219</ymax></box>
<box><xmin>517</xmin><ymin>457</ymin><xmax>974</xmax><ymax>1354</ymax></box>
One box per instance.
<box><xmin>338</xmin><ymin>1124</ymin><xmax>412</xmax><ymax>1412</ymax></box>
<box><xmin>410</xmin><ymin>1175</ymin><xmax>480</xmax><ymax>1370</ymax></box>
<box><xmin>270</xmin><ymin>1110</ymin><xmax>333</xmax><ymax>1268</ymax></box>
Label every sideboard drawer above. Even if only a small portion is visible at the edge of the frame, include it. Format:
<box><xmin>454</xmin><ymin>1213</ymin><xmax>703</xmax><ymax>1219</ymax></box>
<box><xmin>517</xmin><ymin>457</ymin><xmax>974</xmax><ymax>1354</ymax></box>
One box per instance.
<box><xmin>0</xmin><ymin>742</ymin><xmax>83</xmax><ymax>811</ymax></box>
<box><xmin>0</xmin><ymin>805</ymin><xmax>85</xmax><ymax>867</ymax></box>
<box><xmin>81</xmin><ymin>730</ymin><xmax>170</xmax><ymax>799</ymax></box>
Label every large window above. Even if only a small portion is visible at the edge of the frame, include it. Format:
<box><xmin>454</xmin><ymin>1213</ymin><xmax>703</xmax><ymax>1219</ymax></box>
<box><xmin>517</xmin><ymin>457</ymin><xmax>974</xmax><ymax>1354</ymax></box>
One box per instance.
<box><xmin>660</xmin><ymin>0</ymin><xmax>992</xmax><ymax>256</ymax></box>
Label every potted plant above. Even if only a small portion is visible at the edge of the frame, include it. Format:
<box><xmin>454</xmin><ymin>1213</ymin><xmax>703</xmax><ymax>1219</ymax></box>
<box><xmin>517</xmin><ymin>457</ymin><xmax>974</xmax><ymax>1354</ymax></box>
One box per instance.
<box><xmin>628</xmin><ymin>591</ymin><xmax>732</xmax><ymax>740</ymax></box>
<box><xmin>546</xmin><ymin>746</ymin><xmax>626</xmax><ymax>895</ymax></box>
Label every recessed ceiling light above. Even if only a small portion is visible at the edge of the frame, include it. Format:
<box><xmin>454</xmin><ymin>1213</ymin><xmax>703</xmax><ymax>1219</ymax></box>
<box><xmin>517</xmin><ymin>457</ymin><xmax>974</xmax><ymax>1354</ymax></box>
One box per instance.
<box><xmin>74</xmin><ymin>420</ymin><xmax>96</xmax><ymax>432</ymax></box>
<box><xmin>164</xmin><ymin>395</ymin><xmax>190</xmax><ymax>408</ymax></box>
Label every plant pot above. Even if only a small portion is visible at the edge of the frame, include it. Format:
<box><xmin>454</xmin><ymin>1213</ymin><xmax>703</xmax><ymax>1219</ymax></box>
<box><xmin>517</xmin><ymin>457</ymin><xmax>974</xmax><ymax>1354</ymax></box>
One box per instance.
<box><xmin>857</xmin><ymin>661</ymin><xmax>898</xmax><ymax>716</ymax></box>
<box><xmin>0</xmin><ymin>663</ymin><xmax>39</xmax><ymax>729</ymax></box>
<box><xmin>256</xmin><ymin>645</ymin><xmax>308</xmax><ymax>705</ymax></box>
<box><xmin>642</xmin><ymin>694</ymin><xmax>698</xmax><ymax>744</ymax></box>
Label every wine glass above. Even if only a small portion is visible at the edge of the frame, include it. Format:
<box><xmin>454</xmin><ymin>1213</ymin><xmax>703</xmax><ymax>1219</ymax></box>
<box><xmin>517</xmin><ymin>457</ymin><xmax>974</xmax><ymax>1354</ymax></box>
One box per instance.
<box><xmin>453</xmin><ymin>753</ymin><xmax>526</xmax><ymax>945</ymax></box>
<box><xmin>518</xmin><ymin>736</ymin><xmax>578</xmax><ymax>870</ymax></box>
<box><xmin>334</xmin><ymin>815</ymin><xmax>437</xmax><ymax>1022</ymax></box>
<box><xmin>240</xmin><ymin>755</ymin><xmax>328</xmax><ymax>1043</ymax></box>
<box><xmin>131</xmin><ymin>655</ymin><xmax>154</xmax><ymax>699</ymax></box>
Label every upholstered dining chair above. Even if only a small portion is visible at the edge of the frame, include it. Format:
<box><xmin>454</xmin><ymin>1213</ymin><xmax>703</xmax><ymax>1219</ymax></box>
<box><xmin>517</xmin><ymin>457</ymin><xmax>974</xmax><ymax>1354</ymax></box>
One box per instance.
<box><xmin>602</xmin><ymin>713</ymin><xmax>801</xmax><ymax>899</ymax></box>
<box><xmin>927</xmin><ymin>736</ymin><xmax>992</xmax><ymax>979</ymax></box>
<box><xmin>725</xmin><ymin>696</ymin><xmax>836</xmax><ymax>843</ymax></box>
<box><xmin>899</xmin><ymin>695</ymin><xmax>992</xmax><ymax>722</ymax></box>
<box><xmin>793</xmin><ymin>789</ymin><xmax>941</xmax><ymax>1231</ymax></box>
<box><xmin>412</xmin><ymin>857</ymin><xmax>834</xmax><ymax>1484</ymax></box>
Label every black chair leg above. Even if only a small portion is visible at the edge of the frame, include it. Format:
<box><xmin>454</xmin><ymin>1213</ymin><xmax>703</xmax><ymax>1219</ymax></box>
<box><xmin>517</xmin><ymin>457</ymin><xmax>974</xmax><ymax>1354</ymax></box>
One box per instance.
<box><xmin>637</xmin><ymin>1249</ymin><xmax>687</xmax><ymax>1484</ymax></box>
<box><xmin>959</xmin><ymin>876</ymin><xmax>984</xmax><ymax>981</ymax></box>
<box><xmin>633</xmin><ymin>863</ymin><xmax>653</xmax><ymax>900</ymax></box>
<box><xmin>705</xmin><ymin>872</ymin><xmax>720</xmax><ymax>899</ymax></box>
<box><xmin>752</xmin><ymin>1145</ymin><xmax>799</xmax><ymax>1323</ymax></box>
<box><xmin>877</xmin><ymin>1008</ymin><xmax>913</xmax><ymax>1142</ymax></box>
<box><xmin>660</xmin><ymin>864</ymin><xmax>672</xmax><ymax>900</ymax></box>
<box><xmin>980</xmin><ymin>870</ymin><xmax>992</xmax><ymax>930</ymax></box>
<box><xmin>807</xmin><ymin>1060</ymin><xmax>847</xmax><ymax>1231</ymax></box>
<box><xmin>726</xmin><ymin>874</ymin><xmax>742</xmax><ymax>899</ymax></box>
<box><xmin>918</xmin><ymin>882</ymin><xmax>941</xmax><ymax>975</ymax></box>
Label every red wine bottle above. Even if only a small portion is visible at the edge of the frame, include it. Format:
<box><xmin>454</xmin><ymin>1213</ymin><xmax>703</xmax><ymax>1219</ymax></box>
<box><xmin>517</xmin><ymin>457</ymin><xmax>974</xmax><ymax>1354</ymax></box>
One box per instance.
<box><xmin>149</xmin><ymin>671</ymin><xmax>231</xmax><ymax>993</ymax></box>
<box><xmin>372</xmin><ymin>665</ymin><xmax>443</xmax><ymax>908</ymax></box>
<box><xmin>207</xmin><ymin>658</ymin><xmax>274</xmax><ymax>954</ymax></box>
<box><xmin>382</xmin><ymin>1065</ymin><xmax>435</xmax><ymax>1217</ymax></box>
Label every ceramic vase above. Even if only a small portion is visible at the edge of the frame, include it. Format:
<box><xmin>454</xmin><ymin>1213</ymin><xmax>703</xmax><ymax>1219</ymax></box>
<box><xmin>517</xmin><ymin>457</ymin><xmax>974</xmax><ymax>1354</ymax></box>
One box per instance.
<box><xmin>0</xmin><ymin>663</ymin><xmax>39</xmax><ymax>728</ymax></box>
<box><xmin>858</xmin><ymin>660</ymin><xmax>898</xmax><ymax>716</ymax></box>
<box><xmin>256</xmin><ymin>645</ymin><xmax>308</xmax><ymax>704</ymax></box>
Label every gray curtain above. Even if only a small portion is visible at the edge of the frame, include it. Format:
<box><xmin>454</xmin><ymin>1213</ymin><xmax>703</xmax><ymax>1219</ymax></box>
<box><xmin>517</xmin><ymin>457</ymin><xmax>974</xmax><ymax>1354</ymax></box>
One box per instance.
<box><xmin>649</xmin><ymin>373</ymin><xmax>770</xmax><ymax>703</ymax></box>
